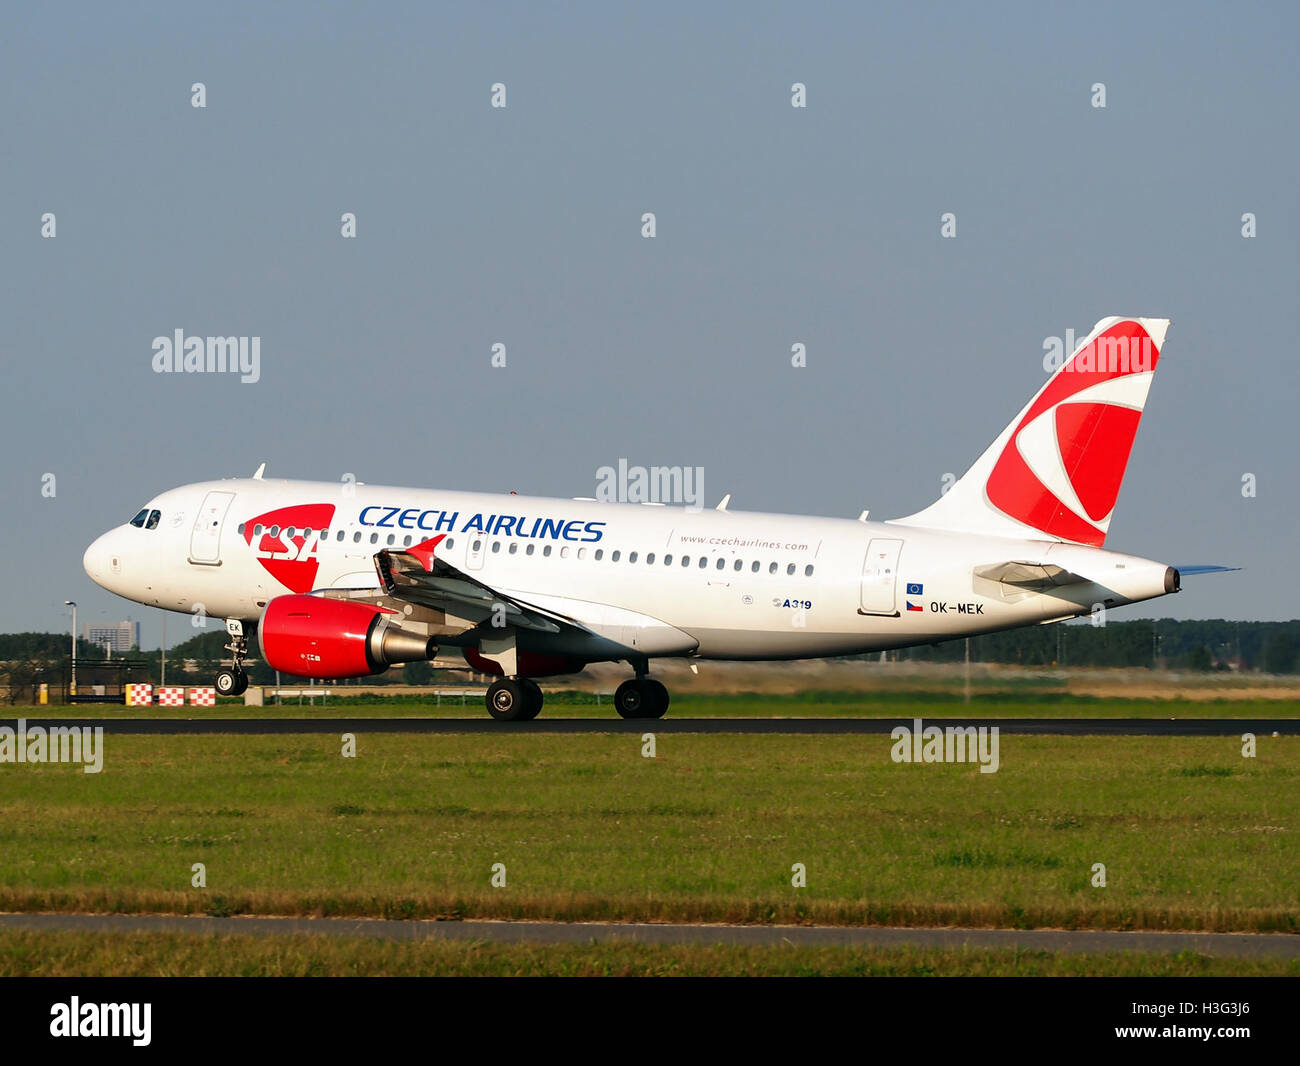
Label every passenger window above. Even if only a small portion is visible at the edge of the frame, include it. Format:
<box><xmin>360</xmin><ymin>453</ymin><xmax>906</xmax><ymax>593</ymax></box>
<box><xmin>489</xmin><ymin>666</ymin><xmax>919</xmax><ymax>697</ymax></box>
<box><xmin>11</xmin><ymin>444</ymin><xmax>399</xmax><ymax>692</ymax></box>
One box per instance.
<box><xmin>526</xmin><ymin>544</ymin><xmax>535</xmax><ymax>556</ymax></box>
<box><xmin>287</xmin><ymin>527</ymin><xmax>297</xmax><ymax>539</ymax></box>
<box><xmin>716</xmin><ymin>558</ymin><xmax>725</xmax><ymax>570</ymax></box>
<box><xmin>734</xmin><ymin>559</ymin><xmax>743</xmax><ymax>572</ymax></box>
<box><xmin>629</xmin><ymin>552</ymin><xmax>638</xmax><ymax>563</ymax></box>
<box><xmin>472</xmin><ymin>539</ymin><xmax>482</xmax><ymax>552</ymax></box>
<box><xmin>337</xmin><ymin>530</ymin><xmax>345</xmax><ymax>542</ymax></box>
<box><xmin>595</xmin><ymin>549</ymin><xmax>603</xmax><ymax>561</ymax></box>
<box><xmin>270</xmin><ymin>526</ymin><xmax>280</xmax><ymax>537</ymax></box>
<box><xmin>786</xmin><ymin>563</ymin><xmax>795</xmax><ymax>575</ymax></box>
<box><xmin>352</xmin><ymin>531</ymin><xmax>361</xmax><ymax>543</ymax></box>
<box><xmin>664</xmin><ymin>554</ymin><xmax>672</xmax><ymax>565</ymax></box>
<box><xmin>769</xmin><ymin>562</ymin><xmax>777</xmax><ymax>574</ymax></box>
<box><xmin>681</xmin><ymin>556</ymin><xmax>690</xmax><ymax>567</ymax></box>
<box><xmin>509</xmin><ymin>542</ymin><xmax>518</xmax><ymax>554</ymax></box>
<box><xmin>404</xmin><ymin>535</ymin><xmax>412</xmax><ymax>547</ymax></box>
<box><xmin>237</xmin><ymin>523</ymin><xmax>245</xmax><ymax>535</ymax></box>
<box><xmin>612</xmin><ymin>550</ymin><xmax>621</xmax><ymax>562</ymax></box>
<box><xmin>544</xmin><ymin>545</ymin><xmax>553</xmax><ymax>557</ymax></box>
<box><xmin>129</xmin><ymin>509</ymin><xmax>148</xmax><ymax>528</ymax></box>
<box><xmin>491</xmin><ymin>541</ymin><xmax>501</xmax><ymax>553</ymax></box>
<box><xmin>646</xmin><ymin>553</ymin><xmax>654</xmax><ymax>564</ymax></box>
<box><xmin>577</xmin><ymin>548</ymin><xmax>586</xmax><ymax>559</ymax></box>
<box><xmin>446</xmin><ymin>538</ymin><xmax>455</xmax><ymax>549</ymax></box>
<box><xmin>805</xmin><ymin>565</ymin><xmax>815</xmax><ymax>577</ymax></box>
<box><xmin>560</xmin><ymin>546</ymin><xmax>570</xmax><ymax>558</ymax></box>
<box><xmin>370</xmin><ymin>533</ymin><xmax>379</xmax><ymax>544</ymax></box>
<box><xmin>751</xmin><ymin>561</ymin><xmax>760</xmax><ymax>573</ymax></box>
<box><xmin>698</xmin><ymin>557</ymin><xmax>707</xmax><ymax>568</ymax></box>
<box><xmin>386</xmin><ymin>534</ymin><xmax>395</xmax><ymax>546</ymax></box>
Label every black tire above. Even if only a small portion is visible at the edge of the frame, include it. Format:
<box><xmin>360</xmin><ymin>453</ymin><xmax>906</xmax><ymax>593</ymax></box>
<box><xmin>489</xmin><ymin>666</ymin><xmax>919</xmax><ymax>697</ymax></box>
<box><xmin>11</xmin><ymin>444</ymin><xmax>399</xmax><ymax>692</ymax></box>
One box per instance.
<box><xmin>520</xmin><ymin>678</ymin><xmax>544</xmax><ymax>720</ymax></box>
<box><xmin>230</xmin><ymin>670</ymin><xmax>249</xmax><ymax>696</ymax></box>
<box><xmin>614</xmin><ymin>679</ymin><xmax>647</xmax><ymax>719</ymax></box>
<box><xmin>215</xmin><ymin>668</ymin><xmax>242</xmax><ymax>697</ymax></box>
<box><xmin>643</xmin><ymin>679</ymin><xmax>669</xmax><ymax>719</ymax></box>
<box><xmin>486</xmin><ymin>678</ymin><xmax>529</xmax><ymax>722</ymax></box>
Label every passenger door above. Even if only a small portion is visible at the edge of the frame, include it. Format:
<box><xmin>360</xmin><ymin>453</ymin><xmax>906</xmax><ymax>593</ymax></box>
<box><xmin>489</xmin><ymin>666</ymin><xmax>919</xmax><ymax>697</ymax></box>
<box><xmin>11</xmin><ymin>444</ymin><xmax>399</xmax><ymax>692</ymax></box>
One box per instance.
<box><xmin>189</xmin><ymin>491</ymin><xmax>235</xmax><ymax>565</ymax></box>
<box><xmin>859</xmin><ymin>538</ymin><xmax>903</xmax><ymax>615</ymax></box>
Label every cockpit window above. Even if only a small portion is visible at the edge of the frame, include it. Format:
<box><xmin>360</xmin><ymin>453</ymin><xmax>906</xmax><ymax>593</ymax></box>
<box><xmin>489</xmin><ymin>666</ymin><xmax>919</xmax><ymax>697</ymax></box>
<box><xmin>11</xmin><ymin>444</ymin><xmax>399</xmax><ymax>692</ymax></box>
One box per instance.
<box><xmin>145</xmin><ymin>510</ymin><xmax>161</xmax><ymax>530</ymax></box>
<box><xmin>129</xmin><ymin>508</ymin><xmax>148</xmax><ymax>528</ymax></box>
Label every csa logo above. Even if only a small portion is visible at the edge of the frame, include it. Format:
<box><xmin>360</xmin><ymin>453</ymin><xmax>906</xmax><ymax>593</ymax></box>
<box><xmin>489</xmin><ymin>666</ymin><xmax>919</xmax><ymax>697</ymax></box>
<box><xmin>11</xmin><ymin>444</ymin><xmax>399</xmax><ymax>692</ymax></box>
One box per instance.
<box><xmin>986</xmin><ymin>319</ymin><xmax>1159</xmax><ymax>547</ymax></box>
<box><xmin>241</xmin><ymin>503</ymin><xmax>335</xmax><ymax>593</ymax></box>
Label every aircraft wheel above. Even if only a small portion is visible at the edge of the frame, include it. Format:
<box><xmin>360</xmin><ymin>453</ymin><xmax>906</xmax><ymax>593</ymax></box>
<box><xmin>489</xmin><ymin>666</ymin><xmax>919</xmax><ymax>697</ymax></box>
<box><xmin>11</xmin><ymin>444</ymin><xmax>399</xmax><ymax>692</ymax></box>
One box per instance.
<box><xmin>520</xmin><ymin>678</ymin><xmax>544</xmax><ymax>720</ymax></box>
<box><xmin>643</xmin><ymin>679</ymin><xmax>669</xmax><ymax>719</ymax></box>
<box><xmin>215</xmin><ymin>667</ymin><xmax>247</xmax><ymax>698</ymax></box>
<box><xmin>486</xmin><ymin>678</ymin><xmax>529</xmax><ymax>722</ymax></box>
<box><xmin>615</xmin><ymin>679</ymin><xmax>668</xmax><ymax>719</ymax></box>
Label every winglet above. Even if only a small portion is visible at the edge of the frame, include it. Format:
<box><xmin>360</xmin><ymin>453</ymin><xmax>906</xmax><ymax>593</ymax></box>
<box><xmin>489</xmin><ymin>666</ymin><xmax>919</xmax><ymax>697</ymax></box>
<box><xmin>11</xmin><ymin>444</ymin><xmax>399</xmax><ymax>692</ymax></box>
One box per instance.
<box><xmin>407</xmin><ymin>535</ymin><xmax>447</xmax><ymax>572</ymax></box>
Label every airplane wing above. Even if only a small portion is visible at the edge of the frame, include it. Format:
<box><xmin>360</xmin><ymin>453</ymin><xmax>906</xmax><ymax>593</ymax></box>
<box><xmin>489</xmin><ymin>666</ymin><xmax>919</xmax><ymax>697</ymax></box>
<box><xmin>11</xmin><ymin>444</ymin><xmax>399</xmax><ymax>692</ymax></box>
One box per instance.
<box><xmin>371</xmin><ymin>536</ymin><xmax>595</xmax><ymax>637</ymax></box>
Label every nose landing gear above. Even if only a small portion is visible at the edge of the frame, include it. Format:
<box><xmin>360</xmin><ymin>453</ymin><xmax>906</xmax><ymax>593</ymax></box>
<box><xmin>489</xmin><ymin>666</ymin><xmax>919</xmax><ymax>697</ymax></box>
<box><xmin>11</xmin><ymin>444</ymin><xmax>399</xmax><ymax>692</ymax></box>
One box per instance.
<box><xmin>215</xmin><ymin>619</ymin><xmax>250</xmax><ymax>698</ymax></box>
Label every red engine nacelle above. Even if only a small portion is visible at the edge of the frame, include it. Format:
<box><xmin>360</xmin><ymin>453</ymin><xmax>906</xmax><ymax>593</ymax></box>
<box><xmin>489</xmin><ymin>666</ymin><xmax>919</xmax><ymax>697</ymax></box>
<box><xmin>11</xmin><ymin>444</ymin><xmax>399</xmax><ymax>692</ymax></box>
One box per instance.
<box><xmin>258</xmin><ymin>595</ymin><xmax>434</xmax><ymax>679</ymax></box>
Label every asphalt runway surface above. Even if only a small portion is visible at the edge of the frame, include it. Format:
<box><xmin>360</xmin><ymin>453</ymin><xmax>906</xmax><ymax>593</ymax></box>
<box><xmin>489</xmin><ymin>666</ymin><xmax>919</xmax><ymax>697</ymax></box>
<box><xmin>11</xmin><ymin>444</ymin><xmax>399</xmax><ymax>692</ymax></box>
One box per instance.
<box><xmin>1</xmin><ymin>912</ymin><xmax>1295</xmax><ymax>958</ymax></box>
<box><xmin>10</xmin><ymin>717</ymin><xmax>1298</xmax><ymax>735</ymax></box>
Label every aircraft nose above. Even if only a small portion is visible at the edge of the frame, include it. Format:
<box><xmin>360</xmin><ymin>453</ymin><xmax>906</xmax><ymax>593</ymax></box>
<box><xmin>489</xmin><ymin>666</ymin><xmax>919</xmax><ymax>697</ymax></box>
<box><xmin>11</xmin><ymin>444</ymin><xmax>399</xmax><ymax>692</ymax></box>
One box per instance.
<box><xmin>83</xmin><ymin>531</ymin><xmax>116</xmax><ymax>587</ymax></box>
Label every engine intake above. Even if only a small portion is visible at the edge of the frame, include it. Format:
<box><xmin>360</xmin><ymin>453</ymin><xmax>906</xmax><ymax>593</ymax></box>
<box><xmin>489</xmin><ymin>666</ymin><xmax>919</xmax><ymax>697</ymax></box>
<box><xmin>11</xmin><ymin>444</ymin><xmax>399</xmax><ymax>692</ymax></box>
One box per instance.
<box><xmin>259</xmin><ymin>595</ymin><xmax>435</xmax><ymax>679</ymax></box>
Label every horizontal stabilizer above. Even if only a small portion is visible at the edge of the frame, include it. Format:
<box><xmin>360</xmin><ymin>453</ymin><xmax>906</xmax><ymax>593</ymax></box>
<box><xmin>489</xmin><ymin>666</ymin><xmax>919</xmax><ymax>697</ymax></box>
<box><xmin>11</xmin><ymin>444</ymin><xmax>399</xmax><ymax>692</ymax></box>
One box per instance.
<box><xmin>973</xmin><ymin>560</ymin><xmax>1089</xmax><ymax>591</ymax></box>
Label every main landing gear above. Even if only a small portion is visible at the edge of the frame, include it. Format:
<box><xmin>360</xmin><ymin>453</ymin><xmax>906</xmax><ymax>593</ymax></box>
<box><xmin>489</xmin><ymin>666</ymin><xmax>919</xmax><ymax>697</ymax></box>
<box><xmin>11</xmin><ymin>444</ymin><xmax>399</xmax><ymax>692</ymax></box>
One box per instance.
<box><xmin>485</xmin><ymin>677</ymin><xmax>544</xmax><ymax>722</ymax></box>
<box><xmin>613</xmin><ymin>678</ymin><xmax>669</xmax><ymax>719</ymax></box>
<box><xmin>482</xmin><ymin>673</ymin><xmax>670</xmax><ymax>721</ymax></box>
<box><xmin>215</xmin><ymin>619</ymin><xmax>250</xmax><ymax>698</ymax></box>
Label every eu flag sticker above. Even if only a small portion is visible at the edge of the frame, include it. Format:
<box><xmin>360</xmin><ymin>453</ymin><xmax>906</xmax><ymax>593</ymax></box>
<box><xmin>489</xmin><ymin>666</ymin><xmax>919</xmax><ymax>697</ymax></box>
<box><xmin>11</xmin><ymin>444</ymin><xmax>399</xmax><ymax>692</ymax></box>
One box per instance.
<box><xmin>906</xmin><ymin>582</ymin><xmax>923</xmax><ymax>596</ymax></box>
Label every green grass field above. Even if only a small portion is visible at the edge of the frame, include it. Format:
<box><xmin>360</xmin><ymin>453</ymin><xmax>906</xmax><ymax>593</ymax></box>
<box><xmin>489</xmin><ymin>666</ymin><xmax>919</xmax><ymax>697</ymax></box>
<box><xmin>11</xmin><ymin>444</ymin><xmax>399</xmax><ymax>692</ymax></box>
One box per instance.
<box><xmin>0</xmin><ymin>732</ymin><xmax>1295</xmax><ymax>938</ymax></box>
<box><xmin>1</xmin><ymin>929</ymin><xmax>1295</xmax><ymax>977</ymax></box>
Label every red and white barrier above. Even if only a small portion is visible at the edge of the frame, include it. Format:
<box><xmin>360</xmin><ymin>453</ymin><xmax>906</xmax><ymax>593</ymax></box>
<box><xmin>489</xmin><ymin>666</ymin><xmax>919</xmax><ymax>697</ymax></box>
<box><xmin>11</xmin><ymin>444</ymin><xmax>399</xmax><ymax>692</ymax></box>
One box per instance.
<box><xmin>124</xmin><ymin>683</ymin><xmax>153</xmax><ymax>707</ymax></box>
<box><xmin>188</xmin><ymin>687</ymin><xmax>216</xmax><ymax>707</ymax></box>
<box><xmin>157</xmin><ymin>686</ymin><xmax>186</xmax><ymax>707</ymax></box>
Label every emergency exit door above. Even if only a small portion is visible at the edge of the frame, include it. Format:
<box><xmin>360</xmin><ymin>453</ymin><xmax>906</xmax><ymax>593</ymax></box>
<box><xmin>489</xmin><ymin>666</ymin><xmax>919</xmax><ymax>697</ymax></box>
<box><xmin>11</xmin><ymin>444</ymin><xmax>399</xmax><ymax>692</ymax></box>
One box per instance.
<box><xmin>859</xmin><ymin>538</ymin><xmax>903</xmax><ymax>615</ymax></box>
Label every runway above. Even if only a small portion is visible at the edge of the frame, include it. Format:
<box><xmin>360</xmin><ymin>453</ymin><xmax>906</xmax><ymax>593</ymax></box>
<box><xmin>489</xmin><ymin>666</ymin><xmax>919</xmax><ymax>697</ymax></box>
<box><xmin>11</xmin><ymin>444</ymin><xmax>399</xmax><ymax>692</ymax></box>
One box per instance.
<box><xmin>10</xmin><ymin>717</ymin><xmax>1298</xmax><ymax>735</ymax></box>
<box><xmin>1</xmin><ymin>912</ymin><xmax>1295</xmax><ymax>958</ymax></box>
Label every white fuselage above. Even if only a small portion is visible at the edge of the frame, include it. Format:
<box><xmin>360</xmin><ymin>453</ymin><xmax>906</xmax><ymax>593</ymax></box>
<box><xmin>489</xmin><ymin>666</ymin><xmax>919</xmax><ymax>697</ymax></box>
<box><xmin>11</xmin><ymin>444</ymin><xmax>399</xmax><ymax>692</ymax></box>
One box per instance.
<box><xmin>83</xmin><ymin>477</ymin><xmax>1176</xmax><ymax>663</ymax></box>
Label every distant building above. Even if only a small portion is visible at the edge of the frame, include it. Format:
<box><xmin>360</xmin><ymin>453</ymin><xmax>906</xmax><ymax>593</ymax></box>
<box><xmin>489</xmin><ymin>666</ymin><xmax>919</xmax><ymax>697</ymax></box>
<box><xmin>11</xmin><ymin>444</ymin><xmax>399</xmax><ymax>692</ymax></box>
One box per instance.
<box><xmin>83</xmin><ymin>621</ymin><xmax>140</xmax><ymax>654</ymax></box>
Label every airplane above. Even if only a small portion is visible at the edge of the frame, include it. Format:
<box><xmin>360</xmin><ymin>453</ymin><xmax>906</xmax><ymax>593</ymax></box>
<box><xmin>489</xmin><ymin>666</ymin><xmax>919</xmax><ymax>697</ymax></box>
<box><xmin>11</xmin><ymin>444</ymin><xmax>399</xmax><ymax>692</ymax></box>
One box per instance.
<box><xmin>83</xmin><ymin>316</ymin><xmax>1225</xmax><ymax>721</ymax></box>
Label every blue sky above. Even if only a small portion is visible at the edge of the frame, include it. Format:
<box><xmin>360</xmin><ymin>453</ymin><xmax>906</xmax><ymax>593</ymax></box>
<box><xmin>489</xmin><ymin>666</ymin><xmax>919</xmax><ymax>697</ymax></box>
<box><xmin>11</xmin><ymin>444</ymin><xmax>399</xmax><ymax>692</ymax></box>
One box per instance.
<box><xmin>3</xmin><ymin>1</ymin><xmax>1296</xmax><ymax>644</ymax></box>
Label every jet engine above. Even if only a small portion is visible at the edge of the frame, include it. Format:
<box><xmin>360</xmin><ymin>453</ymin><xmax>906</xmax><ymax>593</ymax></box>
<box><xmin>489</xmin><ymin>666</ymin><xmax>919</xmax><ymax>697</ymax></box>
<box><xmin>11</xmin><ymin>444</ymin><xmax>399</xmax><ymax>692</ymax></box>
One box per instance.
<box><xmin>258</xmin><ymin>594</ymin><xmax>435</xmax><ymax>679</ymax></box>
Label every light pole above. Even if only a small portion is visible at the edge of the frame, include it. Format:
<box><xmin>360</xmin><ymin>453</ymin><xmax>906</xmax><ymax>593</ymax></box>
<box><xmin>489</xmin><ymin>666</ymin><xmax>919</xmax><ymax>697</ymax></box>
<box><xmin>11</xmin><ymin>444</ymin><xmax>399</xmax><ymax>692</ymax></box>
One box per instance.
<box><xmin>64</xmin><ymin>600</ymin><xmax>77</xmax><ymax>696</ymax></box>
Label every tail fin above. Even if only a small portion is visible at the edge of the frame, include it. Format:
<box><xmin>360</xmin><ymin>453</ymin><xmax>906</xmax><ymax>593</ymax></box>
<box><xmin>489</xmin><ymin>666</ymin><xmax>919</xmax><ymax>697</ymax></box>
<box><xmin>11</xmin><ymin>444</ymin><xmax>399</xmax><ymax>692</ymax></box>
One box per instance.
<box><xmin>893</xmin><ymin>316</ymin><xmax>1169</xmax><ymax>547</ymax></box>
